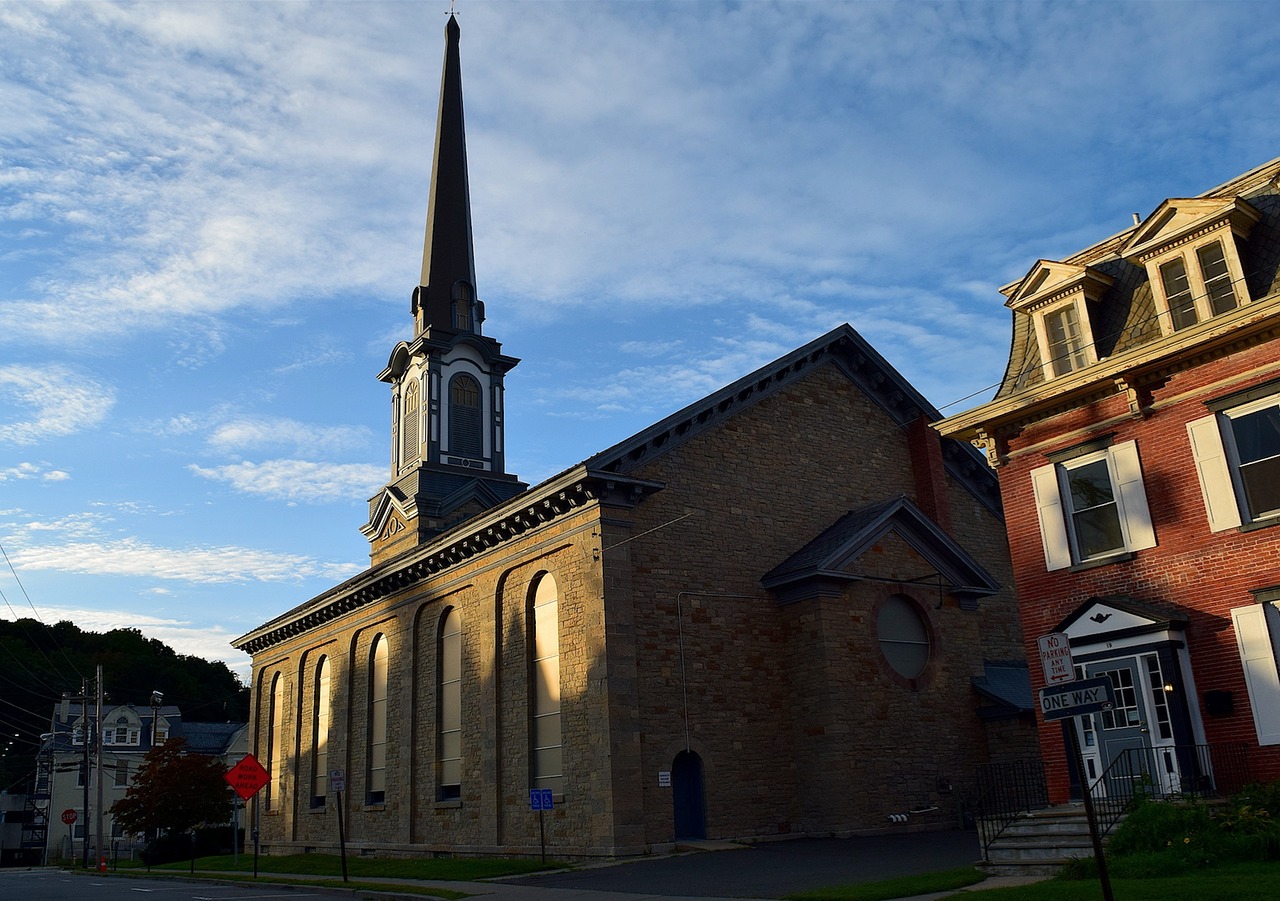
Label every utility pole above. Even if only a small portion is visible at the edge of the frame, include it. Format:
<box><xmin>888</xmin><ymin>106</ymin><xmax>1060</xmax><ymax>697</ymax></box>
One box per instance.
<box><xmin>79</xmin><ymin>679</ymin><xmax>89</xmax><ymax>869</ymax></box>
<box><xmin>95</xmin><ymin>665</ymin><xmax>105</xmax><ymax>872</ymax></box>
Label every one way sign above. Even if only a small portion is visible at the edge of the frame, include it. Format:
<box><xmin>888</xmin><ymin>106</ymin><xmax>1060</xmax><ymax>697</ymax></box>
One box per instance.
<box><xmin>1039</xmin><ymin>676</ymin><xmax>1115</xmax><ymax>721</ymax></box>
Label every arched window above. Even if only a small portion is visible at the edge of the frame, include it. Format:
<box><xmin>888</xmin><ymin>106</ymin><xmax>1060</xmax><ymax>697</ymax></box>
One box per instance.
<box><xmin>452</xmin><ymin>282</ymin><xmax>474</xmax><ymax>331</ymax></box>
<box><xmin>312</xmin><ymin>656</ymin><xmax>331</xmax><ymax>808</ymax></box>
<box><xmin>402</xmin><ymin>379</ymin><xmax>421</xmax><ymax>465</ymax></box>
<box><xmin>438</xmin><ymin>608</ymin><xmax>462</xmax><ymax>800</ymax></box>
<box><xmin>530</xmin><ymin>574</ymin><xmax>562</xmax><ymax>795</ymax></box>
<box><xmin>449</xmin><ymin>374</ymin><xmax>482</xmax><ymax>459</ymax></box>
<box><xmin>367</xmin><ymin>635</ymin><xmax>389</xmax><ymax>805</ymax></box>
<box><xmin>877</xmin><ymin>595</ymin><xmax>931</xmax><ymax>680</ymax></box>
<box><xmin>267</xmin><ymin>673</ymin><xmax>284</xmax><ymax>811</ymax></box>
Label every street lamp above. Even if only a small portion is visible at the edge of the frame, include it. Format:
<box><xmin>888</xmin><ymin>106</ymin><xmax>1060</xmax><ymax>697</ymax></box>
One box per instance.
<box><xmin>149</xmin><ymin>692</ymin><xmax>164</xmax><ymax>746</ymax></box>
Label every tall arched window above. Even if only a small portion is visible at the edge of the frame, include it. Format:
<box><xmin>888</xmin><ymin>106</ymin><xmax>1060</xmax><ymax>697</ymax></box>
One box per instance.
<box><xmin>367</xmin><ymin>635</ymin><xmax>388</xmax><ymax>805</ymax></box>
<box><xmin>438</xmin><ymin>608</ymin><xmax>462</xmax><ymax>800</ymax></box>
<box><xmin>449</xmin><ymin>374</ymin><xmax>482</xmax><ymax>459</ymax></box>
<box><xmin>267</xmin><ymin>673</ymin><xmax>284</xmax><ymax>811</ymax></box>
<box><xmin>530</xmin><ymin>574</ymin><xmax>562</xmax><ymax>795</ymax></box>
<box><xmin>402</xmin><ymin>379</ymin><xmax>421</xmax><ymax>465</ymax></box>
<box><xmin>452</xmin><ymin>282</ymin><xmax>474</xmax><ymax>331</ymax></box>
<box><xmin>312</xmin><ymin>656</ymin><xmax>331</xmax><ymax>808</ymax></box>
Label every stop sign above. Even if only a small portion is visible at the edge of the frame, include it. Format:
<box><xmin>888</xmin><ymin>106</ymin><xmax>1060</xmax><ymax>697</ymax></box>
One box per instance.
<box><xmin>61</xmin><ymin>809</ymin><xmax>77</xmax><ymax>825</ymax></box>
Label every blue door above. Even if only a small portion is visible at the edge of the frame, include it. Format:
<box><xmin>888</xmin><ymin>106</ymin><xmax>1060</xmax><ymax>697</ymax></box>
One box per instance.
<box><xmin>672</xmin><ymin>751</ymin><xmax>706</xmax><ymax>840</ymax></box>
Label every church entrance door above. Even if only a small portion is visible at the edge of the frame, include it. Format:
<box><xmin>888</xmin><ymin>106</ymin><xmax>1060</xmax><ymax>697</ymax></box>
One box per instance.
<box><xmin>672</xmin><ymin>750</ymin><xmax>706</xmax><ymax>840</ymax></box>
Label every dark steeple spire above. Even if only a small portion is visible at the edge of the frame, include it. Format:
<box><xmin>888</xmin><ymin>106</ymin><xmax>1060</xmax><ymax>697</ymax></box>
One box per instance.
<box><xmin>415</xmin><ymin>13</ymin><xmax>476</xmax><ymax>332</ymax></box>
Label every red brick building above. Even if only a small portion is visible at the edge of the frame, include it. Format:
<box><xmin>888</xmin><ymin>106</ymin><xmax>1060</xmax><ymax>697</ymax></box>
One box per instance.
<box><xmin>938</xmin><ymin>157</ymin><xmax>1280</xmax><ymax>803</ymax></box>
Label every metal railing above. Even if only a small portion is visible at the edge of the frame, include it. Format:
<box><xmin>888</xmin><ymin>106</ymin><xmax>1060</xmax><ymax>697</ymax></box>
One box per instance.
<box><xmin>1089</xmin><ymin>742</ymin><xmax>1252</xmax><ymax>838</ymax></box>
<box><xmin>974</xmin><ymin>756</ymin><xmax>1049</xmax><ymax>857</ymax></box>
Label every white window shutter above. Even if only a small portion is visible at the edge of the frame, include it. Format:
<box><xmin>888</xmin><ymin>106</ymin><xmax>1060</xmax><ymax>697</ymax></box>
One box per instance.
<box><xmin>1231</xmin><ymin>604</ymin><xmax>1280</xmax><ymax>746</ymax></box>
<box><xmin>1031</xmin><ymin>463</ymin><xmax>1072</xmax><ymax>571</ymax></box>
<box><xmin>1110</xmin><ymin>440</ymin><xmax>1156</xmax><ymax>551</ymax></box>
<box><xmin>1186</xmin><ymin>413</ymin><xmax>1242</xmax><ymax>532</ymax></box>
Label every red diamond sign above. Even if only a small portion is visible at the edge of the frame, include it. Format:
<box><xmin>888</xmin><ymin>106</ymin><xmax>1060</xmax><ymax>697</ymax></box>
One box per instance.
<box><xmin>225</xmin><ymin>753</ymin><xmax>270</xmax><ymax>800</ymax></box>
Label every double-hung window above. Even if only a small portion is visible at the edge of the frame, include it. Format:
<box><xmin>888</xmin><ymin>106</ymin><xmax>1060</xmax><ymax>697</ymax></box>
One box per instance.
<box><xmin>1187</xmin><ymin>387</ymin><xmax>1280</xmax><ymax>530</ymax></box>
<box><xmin>1031</xmin><ymin>439</ymin><xmax>1157</xmax><ymax>571</ymax></box>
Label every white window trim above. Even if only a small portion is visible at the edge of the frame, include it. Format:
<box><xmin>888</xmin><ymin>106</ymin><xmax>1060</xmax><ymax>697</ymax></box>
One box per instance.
<box><xmin>1030</xmin><ymin>439</ymin><xmax>1156</xmax><ymax>571</ymax></box>
<box><xmin>1231</xmin><ymin>603</ymin><xmax>1280</xmax><ymax>745</ymax></box>
<box><xmin>1142</xmin><ymin>229</ymin><xmax>1250</xmax><ymax>336</ymax></box>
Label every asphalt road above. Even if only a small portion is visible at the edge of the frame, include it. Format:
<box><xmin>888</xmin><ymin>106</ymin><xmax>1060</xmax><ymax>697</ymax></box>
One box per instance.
<box><xmin>502</xmin><ymin>832</ymin><xmax>983</xmax><ymax>898</ymax></box>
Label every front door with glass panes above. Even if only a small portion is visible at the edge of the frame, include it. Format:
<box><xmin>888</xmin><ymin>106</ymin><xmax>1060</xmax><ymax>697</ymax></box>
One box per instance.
<box><xmin>1077</xmin><ymin>654</ymin><xmax>1180</xmax><ymax>797</ymax></box>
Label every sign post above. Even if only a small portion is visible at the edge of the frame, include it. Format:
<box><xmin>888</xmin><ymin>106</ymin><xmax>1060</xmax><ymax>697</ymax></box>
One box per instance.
<box><xmin>529</xmin><ymin>789</ymin><xmax>553</xmax><ymax>864</ymax></box>
<box><xmin>1038</xmin><ymin>673</ymin><xmax>1115</xmax><ymax>901</ymax></box>
<box><xmin>224</xmin><ymin>754</ymin><xmax>270</xmax><ymax>880</ymax></box>
<box><xmin>330</xmin><ymin>769</ymin><xmax>348</xmax><ymax>883</ymax></box>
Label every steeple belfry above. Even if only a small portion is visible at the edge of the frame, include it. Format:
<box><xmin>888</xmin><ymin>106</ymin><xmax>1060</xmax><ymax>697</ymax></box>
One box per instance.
<box><xmin>365</xmin><ymin>13</ymin><xmax>525</xmax><ymax>564</ymax></box>
<box><xmin>414</xmin><ymin>13</ymin><xmax>477</xmax><ymax>335</ymax></box>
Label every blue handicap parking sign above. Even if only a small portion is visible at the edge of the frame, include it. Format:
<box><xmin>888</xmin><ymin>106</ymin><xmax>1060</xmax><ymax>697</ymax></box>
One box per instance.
<box><xmin>529</xmin><ymin>788</ymin><xmax>553</xmax><ymax>811</ymax></box>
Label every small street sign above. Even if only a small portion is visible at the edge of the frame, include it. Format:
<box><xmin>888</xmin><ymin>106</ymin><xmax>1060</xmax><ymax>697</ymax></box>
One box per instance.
<box><xmin>1038</xmin><ymin>632</ymin><xmax>1076</xmax><ymax>685</ymax></box>
<box><xmin>61</xmin><ymin>809</ymin><xmax>77</xmax><ymax>826</ymax></box>
<box><xmin>658</xmin><ymin>771</ymin><xmax>671</xmax><ymax>788</ymax></box>
<box><xmin>330</xmin><ymin>769</ymin><xmax>346</xmax><ymax>793</ymax></box>
<box><xmin>225</xmin><ymin>753</ymin><xmax>271</xmax><ymax>800</ymax></box>
<box><xmin>1039</xmin><ymin>676</ymin><xmax>1115</xmax><ymax>721</ymax></box>
<box><xmin>529</xmin><ymin>788</ymin><xmax>553</xmax><ymax>811</ymax></box>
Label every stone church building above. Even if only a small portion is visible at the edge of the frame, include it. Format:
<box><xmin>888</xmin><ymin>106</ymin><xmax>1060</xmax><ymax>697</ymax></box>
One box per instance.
<box><xmin>233</xmin><ymin>16</ymin><xmax>1032</xmax><ymax>858</ymax></box>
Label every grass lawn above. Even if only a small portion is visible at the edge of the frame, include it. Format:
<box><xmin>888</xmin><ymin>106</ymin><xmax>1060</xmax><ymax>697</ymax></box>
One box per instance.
<box><xmin>785</xmin><ymin>866</ymin><xmax>986</xmax><ymax>901</ymax></box>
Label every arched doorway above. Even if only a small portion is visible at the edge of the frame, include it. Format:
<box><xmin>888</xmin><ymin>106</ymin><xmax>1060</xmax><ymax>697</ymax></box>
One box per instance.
<box><xmin>672</xmin><ymin>750</ymin><xmax>706</xmax><ymax>840</ymax></box>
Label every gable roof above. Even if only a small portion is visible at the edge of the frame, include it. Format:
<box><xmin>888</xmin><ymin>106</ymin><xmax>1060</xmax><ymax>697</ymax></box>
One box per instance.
<box><xmin>760</xmin><ymin>495</ymin><xmax>1000</xmax><ymax>604</ymax></box>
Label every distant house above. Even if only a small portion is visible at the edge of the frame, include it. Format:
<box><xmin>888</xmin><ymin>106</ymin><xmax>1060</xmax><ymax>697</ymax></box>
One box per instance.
<box><xmin>36</xmin><ymin>701</ymin><xmax>246</xmax><ymax>862</ymax></box>
<box><xmin>233</xmin><ymin>15</ymin><xmax>1033</xmax><ymax>859</ymax></box>
<box><xmin>937</xmin><ymin>157</ymin><xmax>1280</xmax><ymax>803</ymax></box>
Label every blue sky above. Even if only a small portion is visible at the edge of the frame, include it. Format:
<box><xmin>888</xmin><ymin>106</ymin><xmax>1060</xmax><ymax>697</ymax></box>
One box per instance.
<box><xmin>2</xmin><ymin>0</ymin><xmax>1279</xmax><ymax>681</ymax></box>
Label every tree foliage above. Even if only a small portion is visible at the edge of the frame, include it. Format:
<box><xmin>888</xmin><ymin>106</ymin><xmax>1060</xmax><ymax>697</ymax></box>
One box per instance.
<box><xmin>110</xmin><ymin>737</ymin><xmax>233</xmax><ymax>837</ymax></box>
<box><xmin>0</xmin><ymin>618</ymin><xmax>249</xmax><ymax>791</ymax></box>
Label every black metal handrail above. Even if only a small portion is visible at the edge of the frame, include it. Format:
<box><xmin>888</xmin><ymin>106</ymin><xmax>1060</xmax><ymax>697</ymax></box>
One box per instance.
<box><xmin>974</xmin><ymin>757</ymin><xmax>1048</xmax><ymax>858</ymax></box>
<box><xmin>1088</xmin><ymin>742</ymin><xmax>1252</xmax><ymax>838</ymax></box>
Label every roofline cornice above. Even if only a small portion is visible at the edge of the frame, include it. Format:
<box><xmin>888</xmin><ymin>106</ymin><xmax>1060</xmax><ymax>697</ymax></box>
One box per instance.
<box><xmin>935</xmin><ymin>292</ymin><xmax>1280</xmax><ymax>453</ymax></box>
<box><xmin>231</xmin><ymin>467</ymin><xmax>662</xmax><ymax>655</ymax></box>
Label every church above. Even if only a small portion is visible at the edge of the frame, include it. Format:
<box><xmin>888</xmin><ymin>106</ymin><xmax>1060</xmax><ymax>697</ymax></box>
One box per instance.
<box><xmin>232</xmin><ymin>15</ymin><xmax>1032</xmax><ymax>858</ymax></box>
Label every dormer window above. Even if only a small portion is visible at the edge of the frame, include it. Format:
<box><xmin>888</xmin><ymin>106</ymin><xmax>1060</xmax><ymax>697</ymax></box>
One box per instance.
<box><xmin>1123</xmin><ymin>196</ymin><xmax>1260</xmax><ymax>336</ymax></box>
<box><xmin>1003</xmin><ymin>260</ymin><xmax>1113</xmax><ymax>381</ymax></box>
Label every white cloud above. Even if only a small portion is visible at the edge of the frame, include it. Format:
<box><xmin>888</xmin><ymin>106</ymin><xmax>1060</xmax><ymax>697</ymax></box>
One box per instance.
<box><xmin>207</xmin><ymin>417</ymin><xmax>371</xmax><ymax>455</ymax></box>
<box><xmin>189</xmin><ymin>459</ymin><xmax>386</xmax><ymax>503</ymax></box>
<box><xmin>0</xmin><ymin>364</ymin><xmax>116</xmax><ymax>445</ymax></box>
<box><xmin>7</xmin><ymin>537</ymin><xmax>361</xmax><ymax>585</ymax></box>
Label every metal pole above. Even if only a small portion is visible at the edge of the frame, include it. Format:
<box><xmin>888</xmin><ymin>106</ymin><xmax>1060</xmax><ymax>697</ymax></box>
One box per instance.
<box><xmin>232</xmin><ymin>798</ymin><xmax>239</xmax><ymax>867</ymax></box>
<box><xmin>1068</xmin><ymin>719</ymin><xmax>1114</xmax><ymax>901</ymax></box>
<box><xmin>335</xmin><ymin>789</ymin><xmax>348</xmax><ymax>882</ymax></box>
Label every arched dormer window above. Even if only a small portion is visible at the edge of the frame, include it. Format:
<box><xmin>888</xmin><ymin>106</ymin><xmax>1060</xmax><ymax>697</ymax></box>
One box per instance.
<box><xmin>402</xmin><ymin>379</ymin><xmax>421</xmax><ymax>466</ymax></box>
<box><xmin>367</xmin><ymin>634</ymin><xmax>389</xmax><ymax>805</ymax></box>
<box><xmin>449</xmin><ymin>374</ymin><xmax>482</xmax><ymax>459</ymax></box>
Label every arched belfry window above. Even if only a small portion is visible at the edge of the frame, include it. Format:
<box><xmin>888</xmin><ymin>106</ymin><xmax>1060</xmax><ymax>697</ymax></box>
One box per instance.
<box><xmin>367</xmin><ymin>634</ymin><xmax>389</xmax><ymax>805</ymax></box>
<box><xmin>529</xmin><ymin>574</ymin><xmax>562</xmax><ymax>795</ymax></box>
<box><xmin>402</xmin><ymin>379</ymin><xmax>421</xmax><ymax>465</ymax></box>
<box><xmin>438</xmin><ymin>608</ymin><xmax>462</xmax><ymax>800</ymax></box>
<box><xmin>449</xmin><ymin>373</ymin><xmax>482</xmax><ymax>459</ymax></box>
<box><xmin>312</xmin><ymin>656</ymin><xmax>331</xmax><ymax>808</ymax></box>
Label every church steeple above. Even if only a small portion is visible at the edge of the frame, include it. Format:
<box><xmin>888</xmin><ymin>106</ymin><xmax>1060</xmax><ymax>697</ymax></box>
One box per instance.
<box><xmin>413</xmin><ymin>14</ymin><xmax>479</xmax><ymax>335</ymax></box>
<box><xmin>365</xmin><ymin>13</ymin><xmax>525</xmax><ymax>564</ymax></box>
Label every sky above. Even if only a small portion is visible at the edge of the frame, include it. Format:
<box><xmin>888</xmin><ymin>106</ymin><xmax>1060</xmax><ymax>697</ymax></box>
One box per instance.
<box><xmin>2</xmin><ymin>0</ymin><xmax>1279</xmax><ymax>687</ymax></box>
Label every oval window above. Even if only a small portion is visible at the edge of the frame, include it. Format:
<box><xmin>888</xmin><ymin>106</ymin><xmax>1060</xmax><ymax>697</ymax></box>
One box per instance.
<box><xmin>877</xmin><ymin>595</ymin><xmax>930</xmax><ymax>679</ymax></box>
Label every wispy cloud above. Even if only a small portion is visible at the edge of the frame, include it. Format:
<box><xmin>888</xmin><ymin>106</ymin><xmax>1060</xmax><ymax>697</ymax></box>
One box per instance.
<box><xmin>7</xmin><ymin>537</ymin><xmax>360</xmax><ymax>584</ymax></box>
<box><xmin>189</xmin><ymin>459</ymin><xmax>385</xmax><ymax>503</ymax></box>
<box><xmin>0</xmin><ymin>364</ymin><xmax>116</xmax><ymax>445</ymax></box>
<box><xmin>207</xmin><ymin>416</ymin><xmax>371</xmax><ymax>455</ymax></box>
